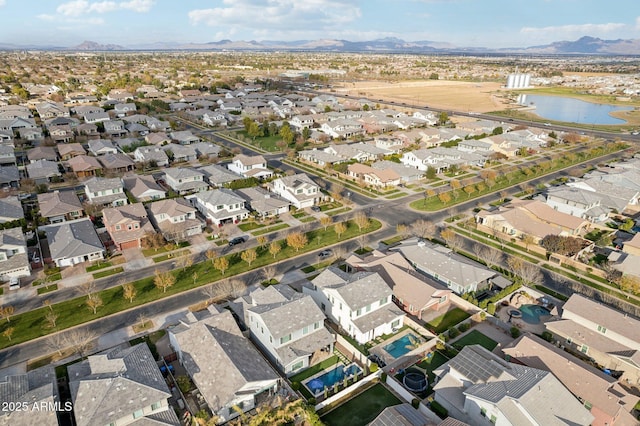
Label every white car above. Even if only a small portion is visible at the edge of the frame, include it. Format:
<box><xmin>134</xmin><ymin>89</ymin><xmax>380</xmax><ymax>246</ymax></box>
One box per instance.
<box><xmin>9</xmin><ymin>277</ymin><xmax>20</xmax><ymax>290</ymax></box>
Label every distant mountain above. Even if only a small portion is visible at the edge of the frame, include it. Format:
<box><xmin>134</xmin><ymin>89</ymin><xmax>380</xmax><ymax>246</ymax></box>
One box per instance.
<box><xmin>520</xmin><ymin>36</ymin><xmax>640</xmax><ymax>54</ymax></box>
<box><xmin>70</xmin><ymin>40</ymin><xmax>125</xmax><ymax>51</ymax></box>
<box><xmin>3</xmin><ymin>36</ymin><xmax>639</xmax><ymax>54</ymax></box>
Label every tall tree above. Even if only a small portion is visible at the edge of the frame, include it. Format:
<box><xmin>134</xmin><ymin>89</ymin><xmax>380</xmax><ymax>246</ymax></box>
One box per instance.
<box><xmin>334</xmin><ymin>222</ymin><xmax>347</xmax><ymax>240</ymax></box>
<box><xmin>241</xmin><ymin>248</ymin><xmax>257</xmax><ymax>267</ymax></box>
<box><xmin>320</xmin><ymin>216</ymin><xmax>333</xmax><ymax>231</ymax></box>
<box><xmin>269</xmin><ymin>241</ymin><xmax>281</xmax><ymax>259</ymax></box>
<box><xmin>154</xmin><ymin>270</ymin><xmax>176</xmax><ymax>293</ymax></box>
<box><xmin>122</xmin><ymin>282</ymin><xmax>137</xmax><ymax>303</ymax></box>
<box><xmin>205</xmin><ymin>248</ymin><xmax>217</xmax><ymax>265</ymax></box>
<box><xmin>86</xmin><ymin>293</ymin><xmax>103</xmax><ymax>314</ymax></box>
<box><xmin>213</xmin><ymin>256</ymin><xmax>229</xmax><ymax>275</ymax></box>
<box><xmin>353</xmin><ymin>211</ymin><xmax>370</xmax><ymax>231</ymax></box>
<box><xmin>286</xmin><ymin>231</ymin><xmax>308</xmax><ymax>252</ymax></box>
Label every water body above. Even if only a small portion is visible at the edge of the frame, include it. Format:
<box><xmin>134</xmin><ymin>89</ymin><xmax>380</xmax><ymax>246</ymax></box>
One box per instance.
<box><xmin>518</xmin><ymin>94</ymin><xmax>633</xmax><ymax>125</ymax></box>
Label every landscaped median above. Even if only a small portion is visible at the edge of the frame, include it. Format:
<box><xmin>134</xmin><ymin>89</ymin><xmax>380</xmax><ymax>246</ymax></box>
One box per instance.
<box><xmin>410</xmin><ymin>142</ymin><xmax>628</xmax><ymax>212</ymax></box>
<box><xmin>0</xmin><ymin>219</ymin><xmax>382</xmax><ymax>350</ymax></box>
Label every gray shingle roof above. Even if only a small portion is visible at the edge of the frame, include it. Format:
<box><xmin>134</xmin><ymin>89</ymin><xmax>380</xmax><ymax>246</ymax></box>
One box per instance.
<box><xmin>26</xmin><ymin>159</ymin><xmax>60</xmax><ymax>180</ymax></box>
<box><xmin>198</xmin><ymin>164</ymin><xmax>243</xmax><ymax>186</ymax></box>
<box><xmin>169</xmin><ymin>310</ymin><xmax>278</xmax><ymax>412</ymax></box>
<box><xmin>0</xmin><ymin>366</ymin><xmax>59</xmax><ymax>426</ymax></box>
<box><xmin>0</xmin><ymin>196</ymin><xmax>24</xmax><ymax>222</ymax></box>
<box><xmin>68</xmin><ymin>343</ymin><xmax>176</xmax><ymax>426</ymax></box>
<box><xmin>37</xmin><ymin>191</ymin><xmax>83</xmax><ymax>218</ymax></box>
<box><xmin>84</xmin><ymin>176</ymin><xmax>123</xmax><ymax>193</ymax></box>
<box><xmin>312</xmin><ymin>267</ymin><xmax>392</xmax><ymax>311</ymax></box>
<box><xmin>45</xmin><ymin>218</ymin><xmax>104</xmax><ymax>261</ymax></box>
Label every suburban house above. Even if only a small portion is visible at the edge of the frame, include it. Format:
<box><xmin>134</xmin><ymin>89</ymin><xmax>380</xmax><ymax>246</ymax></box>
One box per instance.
<box><xmin>145</xmin><ymin>132</ymin><xmax>171</xmax><ymax>146</ymax></box>
<box><xmin>347</xmin><ymin>163</ymin><xmax>401</xmax><ymax>188</ymax></box>
<box><xmin>231</xmin><ymin>284</ymin><xmax>335</xmax><ymax>376</ymax></box>
<box><xmin>168</xmin><ymin>307</ymin><xmax>280</xmax><ymax>424</ymax></box>
<box><xmin>297</xmin><ymin>149</ymin><xmax>346</xmax><ymax>167</ymax></box>
<box><xmin>391</xmin><ymin>239</ymin><xmax>497</xmax><ymax>294</ymax></box>
<box><xmin>103</xmin><ymin>120</ymin><xmax>127</xmax><ymax>138</ymax></box>
<box><xmin>148</xmin><ymin>198</ymin><xmax>204</xmax><ymax>242</ymax></box>
<box><xmin>163</xmin><ymin>167</ymin><xmax>208</xmax><ymax>195</ymax></box>
<box><xmin>371</xmin><ymin>160</ymin><xmax>424</xmax><ymax>183</ymax></box>
<box><xmin>66</xmin><ymin>155</ymin><xmax>103</xmax><ymax>178</ymax></box>
<box><xmin>433</xmin><ymin>345</ymin><xmax>594</xmax><ymax>426</ymax></box>
<box><xmin>43</xmin><ymin>218</ymin><xmax>105</xmax><ymax>267</ymax></box>
<box><xmin>169</xmin><ymin>130</ymin><xmax>200</xmax><ymax>145</ymax></box>
<box><xmin>49</xmin><ymin>124</ymin><xmax>74</xmax><ymax>143</ymax></box>
<box><xmin>87</xmin><ymin>139</ymin><xmax>118</xmax><ymax>156</ymax></box>
<box><xmin>35</xmin><ymin>101</ymin><xmax>69</xmax><ymax>118</ymax></box>
<box><xmin>545</xmin><ymin>186</ymin><xmax>610</xmax><ymax>223</ymax></box>
<box><xmin>199</xmin><ymin>164</ymin><xmax>244</xmax><ymax>187</ymax></box>
<box><xmin>622</xmin><ymin>233</ymin><xmax>640</xmax><ymax>257</ymax></box>
<box><xmin>37</xmin><ymin>191</ymin><xmax>83</xmax><ymax>223</ymax></box>
<box><xmin>57</xmin><ymin>143</ymin><xmax>86</xmax><ymax>161</ymax></box>
<box><xmin>84</xmin><ymin>177</ymin><xmax>127</xmax><ymax>207</ymax></box>
<box><xmin>545</xmin><ymin>294</ymin><xmax>640</xmax><ymax>386</ymax></box>
<box><xmin>0</xmin><ymin>146</ymin><xmax>16</xmax><ymax>166</ymax></box>
<box><xmin>270</xmin><ymin>173</ymin><xmax>322</xmax><ymax>209</ymax></box>
<box><xmin>97</xmin><ymin>153</ymin><xmax>136</xmax><ymax>174</ymax></box>
<box><xmin>236</xmin><ymin>187</ymin><xmax>291</xmax><ymax>218</ymax></box>
<box><xmin>27</xmin><ymin>146</ymin><xmax>58</xmax><ymax>163</ymax></box>
<box><xmin>164</xmin><ymin>143</ymin><xmax>197</xmax><ymax>162</ymax></box>
<box><xmin>324</xmin><ymin>142</ymin><xmax>388</xmax><ymax>162</ymax></box>
<box><xmin>103</xmin><ymin>203</ymin><xmax>155</xmax><ymax>250</ymax></box>
<box><xmin>568</xmin><ymin>174</ymin><xmax>640</xmax><ymax>214</ymax></box>
<box><xmin>191</xmin><ymin>142</ymin><xmax>221</xmax><ymax>158</ymax></box>
<box><xmin>187</xmin><ymin>188</ymin><xmax>249</xmax><ymax>226</ymax></box>
<box><xmin>303</xmin><ymin>267</ymin><xmax>405</xmax><ymax>344</ymax></box>
<box><xmin>122</xmin><ymin>174</ymin><xmax>166</xmax><ymax>202</ymax></box>
<box><xmin>68</xmin><ymin>343</ymin><xmax>180</xmax><ymax>426</ymax></box>
<box><xmin>227</xmin><ymin>154</ymin><xmax>272</xmax><ymax>179</ymax></box>
<box><xmin>26</xmin><ymin>159</ymin><xmax>61</xmax><ymax>184</ymax></box>
<box><xmin>346</xmin><ymin>250</ymin><xmax>452</xmax><ymax>319</ymax></box>
<box><xmin>475</xmin><ymin>199</ymin><xmax>590</xmax><ymax>242</ymax></box>
<box><xmin>504</xmin><ymin>334</ymin><xmax>639</xmax><ymax>426</ymax></box>
<box><xmin>369</xmin><ymin>404</ymin><xmax>440</xmax><ymax>426</ymax></box>
<box><xmin>0</xmin><ymin>367</ymin><xmax>60</xmax><ymax>426</ymax></box>
<box><xmin>0</xmin><ymin>166</ymin><xmax>19</xmax><ymax>188</ymax></box>
<box><xmin>0</xmin><ymin>196</ymin><xmax>24</xmax><ymax>223</ymax></box>
<box><xmin>134</xmin><ymin>146</ymin><xmax>169</xmax><ymax>167</ymax></box>
<box><xmin>113</xmin><ymin>102</ymin><xmax>137</xmax><ymax>117</ymax></box>
<box><xmin>400</xmin><ymin>149</ymin><xmax>446</xmax><ymax>172</ymax></box>
<box><xmin>0</xmin><ymin>227</ymin><xmax>30</xmax><ymax>279</ymax></box>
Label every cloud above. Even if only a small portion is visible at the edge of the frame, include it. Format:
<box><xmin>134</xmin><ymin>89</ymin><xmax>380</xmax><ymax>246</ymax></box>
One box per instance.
<box><xmin>0</xmin><ymin>0</ymin><xmax>6</xmax><ymax>7</ymax></box>
<box><xmin>520</xmin><ymin>22</ymin><xmax>627</xmax><ymax>39</ymax></box>
<box><xmin>636</xmin><ymin>16</ymin><xmax>640</xmax><ymax>30</ymax></box>
<box><xmin>189</xmin><ymin>0</ymin><xmax>361</xmax><ymax>37</ymax></box>
<box><xmin>55</xmin><ymin>0</ymin><xmax>153</xmax><ymax>17</ymax></box>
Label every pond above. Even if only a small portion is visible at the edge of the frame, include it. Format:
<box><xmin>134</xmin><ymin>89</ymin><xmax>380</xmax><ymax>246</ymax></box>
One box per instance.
<box><xmin>517</xmin><ymin>94</ymin><xmax>633</xmax><ymax>125</ymax></box>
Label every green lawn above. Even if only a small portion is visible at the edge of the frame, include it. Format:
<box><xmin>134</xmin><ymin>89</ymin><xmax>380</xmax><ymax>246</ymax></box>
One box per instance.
<box><xmin>0</xmin><ymin>219</ymin><xmax>381</xmax><ymax>350</ymax></box>
<box><xmin>37</xmin><ymin>284</ymin><xmax>58</xmax><ymax>295</ymax></box>
<box><xmin>381</xmin><ymin>235</ymin><xmax>405</xmax><ymax>246</ymax></box>
<box><xmin>300</xmin><ymin>216</ymin><xmax>316</xmax><ymax>223</ymax></box>
<box><xmin>142</xmin><ymin>241</ymin><xmax>190</xmax><ymax>257</ymax></box>
<box><xmin>85</xmin><ymin>261</ymin><xmax>113</xmax><ymax>272</ymax></box>
<box><xmin>92</xmin><ymin>267</ymin><xmax>124</xmax><ymax>279</ymax></box>
<box><xmin>416</xmin><ymin>351</ymin><xmax>450</xmax><ymax>384</ymax></box>
<box><xmin>238</xmin><ymin>222</ymin><xmax>266</xmax><ymax>231</ymax></box>
<box><xmin>252</xmin><ymin>223</ymin><xmax>290</xmax><ymax>236</ymax></box>
<box><xmin>426</xmin><ymin>308</ymin><xmax>471</xmax><ymax>334</ymax></box>
<box><xmin>320</xmin><ymin>201</ymin><xmax>343</xmax><ymax>211</ymax></box>
<box><xmin>234</xmin><ymin>130</ymin><xmax>282</xmax><ymax>152</ymax></box>
<box><xmin>452</xmin><ymin>330</ymin><xmax>498</xmax><ymax>352</ymax></box>
<box><xmin>326</xmin><ymin>207</ymin><xmax>352</xmax><ymax>217</ymax></box>
<box><xmin>152</xmin><ymin>249</ymin><xmax>190</xmax><ymax>263</ymax></box>
<box><xmin>321</xmin><ymin>383</ymin><xmax>401</xmax><ymax>426</ymax></box>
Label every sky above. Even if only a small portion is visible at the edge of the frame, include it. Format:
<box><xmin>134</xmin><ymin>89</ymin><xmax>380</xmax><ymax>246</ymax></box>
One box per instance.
<box><xmin>0</xmin><ymin>0</ymin><xmax>639</xmax><ymax>48</ymax></box>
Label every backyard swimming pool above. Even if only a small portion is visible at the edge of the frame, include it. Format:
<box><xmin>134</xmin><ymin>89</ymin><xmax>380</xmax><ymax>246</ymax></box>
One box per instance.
<box><xmin>304</xmin><ymin>364</ymin><xmax>362</xmax><ymax>395</ymax></box>
<box><xmin>383</xmin><ymin>334</ymin><xmax>419</xmax><ymax>358</ymax></box>
<box><xmin>519</xmin><ymin>304</ymin><xmax>551</xmax><ymax>324</ymax></box>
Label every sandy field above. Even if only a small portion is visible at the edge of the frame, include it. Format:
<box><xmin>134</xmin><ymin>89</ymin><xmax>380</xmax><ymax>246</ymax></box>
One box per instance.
<box><xmin>335</xmin><ymin>80</ymin><xmax>515</xmax><ymax>113</ymax></box>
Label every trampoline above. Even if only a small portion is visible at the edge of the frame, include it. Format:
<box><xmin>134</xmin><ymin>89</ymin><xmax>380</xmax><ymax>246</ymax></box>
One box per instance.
<box><xmin>403</xmin><ymin>367</ymin><xmax>428</xmax><ymax>392</ymax></box>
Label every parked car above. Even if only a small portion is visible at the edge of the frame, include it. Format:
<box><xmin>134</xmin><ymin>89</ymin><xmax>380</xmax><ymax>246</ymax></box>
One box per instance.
<box><xmin>9</xmin><ymin>277</ymin><xmax>20</xmax><ymax>290</ymax></box>
<box><xmin>318</xmin><ymin>249</ymin><xmax>333</xmax><ymax>259</ymax></box>
<box><xmin>311</xmin><ymin>205</ymin><xmax>321</xmax><ymax>212</ymax></box>
<box><xmin>228</xmin><ymin>236</ymin><xmax>246</xmax><ymax>247</ymax></box>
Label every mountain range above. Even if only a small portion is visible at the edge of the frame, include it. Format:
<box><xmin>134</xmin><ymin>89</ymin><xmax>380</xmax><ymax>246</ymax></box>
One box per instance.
<box><xmin>2</xmin><ymin>36</ymin><xmax>639</xmax><ymax>55</ymax></box>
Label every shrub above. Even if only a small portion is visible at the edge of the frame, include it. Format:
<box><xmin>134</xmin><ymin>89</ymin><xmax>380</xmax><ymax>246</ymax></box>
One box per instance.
<box><xmin>448</xmin><ymin>327</ymin><xmax>460</xmax><ymax>339</ymax></box>
<box><xmin>291</xmin><ymin>381</ymin><xmax>301</xmax><ymax>391</ymax></box>
<box><xmin>458</xmin><ymin>322</ymin><xmax>470</xmax><ymax>333</ymax></box>
<box><xmin>438</xmin><ymin>333</ymin><xmax>449</xmax><ymax>343</ymax></box>
<box><xmin>308</xmin><ymin>397</ymin><xmax>316</xmax><ymax>406</ymax></box>
<box><xmin>479</xmin><ymin>300</ymin><xmax>488</xmax><ymax>309</ymax></box>
<box><xmin>461</xmin><ymin>293</ymin><xmax>470</xmax><ymax>301</ymax></box>
<box><xmin>487</xmin><ymin>302</ymin><xmax>496</xmax><ymax>315</ymax></box>
<box><xmin>369</xmin><ymin>363</ymin><xmax>379</xmax><ymax>373</ymax></box>
<box><xmin>479</xmin><ymin>311</ymin><xmax>487</xmax><ymax>321</ymax></box>
<box><xmin>541</xmin><ymin>331</ymin><xmax>553</xmax><ymax>342</ymax></box>
<box><xmin>381</xmin><ymin>372</ymin><xmax>387</xmax><ymax>382</ymax></box>
<box><xmin>411</xmin><ymin>398</ymin><xmax>420</xmax><ymax>409</ymax></box>
<box><xmin>176</xmin><ymin>375</ymin><xmax>191</xmax><ymax>394</ymax></box>
<box><xmin>430</xmin><ymin>400</ymin><xmax>448</xmax><ymax>419</ymax></box>
<box><xmin>510</xmin><ymin>326</ymin><xmax>521</xmax><ymax>338</ymax></box>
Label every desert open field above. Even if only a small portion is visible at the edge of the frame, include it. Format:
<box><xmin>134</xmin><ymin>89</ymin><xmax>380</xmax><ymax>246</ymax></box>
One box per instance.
<box><xmin>334</xmin><ymin>80</ymin><xmax>515</xmax><ymax>113</ymax></box>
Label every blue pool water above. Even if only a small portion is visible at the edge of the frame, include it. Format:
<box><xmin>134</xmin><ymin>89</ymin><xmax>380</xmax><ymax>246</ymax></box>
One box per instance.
<box><xmin>304</xmin><ymin>364</ymin><xmax>362</xmax><ymax>394</ymax></box>
<box><xmin>383</xmin><ymin>334</ymin><xmax>419</xmax><ymax>358</ymax></box>
<box><xmin>519</xmin><ymin>304</ymin><xmax>551</xmax><ymax>324</ymax></box>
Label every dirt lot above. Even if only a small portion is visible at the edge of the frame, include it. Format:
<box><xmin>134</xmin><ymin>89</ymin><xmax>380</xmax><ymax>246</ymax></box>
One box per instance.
<box><xmin>335</xmin><ymin>80</ymin><xmax>516</xmax><ymax>113</ymax></box>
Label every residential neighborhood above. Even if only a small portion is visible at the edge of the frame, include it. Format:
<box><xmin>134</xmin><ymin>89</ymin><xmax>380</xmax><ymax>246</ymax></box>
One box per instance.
<box><xmin>0</xmin><ymin>46</ymin><xmax>640</xmax><ymax>426</ymax></box>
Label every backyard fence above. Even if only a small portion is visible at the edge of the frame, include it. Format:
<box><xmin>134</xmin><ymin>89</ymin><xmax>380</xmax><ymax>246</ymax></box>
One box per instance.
<box><xmin>336</xmin><ymin>334</ymin><xmax>371</xmax><ymax>367</ymax></box>
<box><xmin>314</xmin><ymin>369</ymin><xmax>381</xmax><ymax>412</ymax></box>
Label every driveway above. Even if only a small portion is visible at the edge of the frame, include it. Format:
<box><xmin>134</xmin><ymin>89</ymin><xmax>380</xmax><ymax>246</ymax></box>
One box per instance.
<box><xmin>122</xmin><ymin>248</ymin><xmax>152</xmax><ymax>271</ymax></box>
